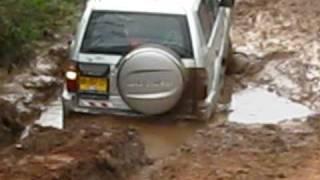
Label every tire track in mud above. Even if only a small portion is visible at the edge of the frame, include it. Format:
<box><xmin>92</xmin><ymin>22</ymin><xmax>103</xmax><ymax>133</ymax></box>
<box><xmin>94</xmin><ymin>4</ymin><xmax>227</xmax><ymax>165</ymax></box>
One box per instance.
<box><xmin>64</xmin><ymin>114</ymin><xmax>213</xmax><ymax>159</ymax></box>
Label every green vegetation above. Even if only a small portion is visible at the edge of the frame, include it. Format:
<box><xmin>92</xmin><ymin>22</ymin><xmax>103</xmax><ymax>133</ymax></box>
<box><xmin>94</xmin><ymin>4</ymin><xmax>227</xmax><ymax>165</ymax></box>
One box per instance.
<box><xmin>0</xmin><ymin>0</ymin><xmax>78</xmax><ymax>67</ymax></box>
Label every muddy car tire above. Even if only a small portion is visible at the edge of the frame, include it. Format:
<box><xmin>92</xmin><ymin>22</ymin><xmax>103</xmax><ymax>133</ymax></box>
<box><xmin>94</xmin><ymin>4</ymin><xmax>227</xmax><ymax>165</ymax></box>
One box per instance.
<box><xmin>208</xmin><ymin>69</ymin><xmax>226</xmax><ymax>122</ymax></box>
<box><xmin>117</xmin><ymin>44</ymin><xmax>186</xmax><ymax>115</ymax></box>
<box><xmin>62</xmin><ymin>100</ymin><xmax>72</xmax><ymax>119</ymax></box>
<box><xmin>225</xmin><ymin>38</ymin><xmax>234</xmax><ymax>75</ymax></box>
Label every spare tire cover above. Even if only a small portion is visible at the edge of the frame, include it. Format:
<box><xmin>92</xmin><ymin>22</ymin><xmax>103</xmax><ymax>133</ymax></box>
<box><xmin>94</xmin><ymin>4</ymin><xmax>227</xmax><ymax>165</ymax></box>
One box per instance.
<box><xmin>117</xmin><ymin>45</ymin><xmax>185</xmax><ymax>115</ymax></box>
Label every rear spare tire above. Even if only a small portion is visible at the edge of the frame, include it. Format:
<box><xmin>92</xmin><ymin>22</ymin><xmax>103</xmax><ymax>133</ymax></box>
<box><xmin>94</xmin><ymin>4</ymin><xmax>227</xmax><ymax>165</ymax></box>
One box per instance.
<box><xmin>117</xmin><ymin>45</ymin><xmax>186</xmax><ymax>115</ymax></box>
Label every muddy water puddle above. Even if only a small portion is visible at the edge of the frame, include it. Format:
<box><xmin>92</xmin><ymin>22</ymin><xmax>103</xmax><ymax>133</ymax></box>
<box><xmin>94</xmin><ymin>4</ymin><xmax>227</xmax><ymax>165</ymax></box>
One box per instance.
<box><xmin>35</xmin><ymin>99</ymin><xmax>227</xmax><ymax>159</ymax></box>
<box><xmin>38</xmin><ymin>87</ymin><xmax>316</xmax><ymax>159</ymax></box>
<box><xmin>64</xmin><ymin>114</ymin><xmax>221</xmax><ymax>159</ymax></box>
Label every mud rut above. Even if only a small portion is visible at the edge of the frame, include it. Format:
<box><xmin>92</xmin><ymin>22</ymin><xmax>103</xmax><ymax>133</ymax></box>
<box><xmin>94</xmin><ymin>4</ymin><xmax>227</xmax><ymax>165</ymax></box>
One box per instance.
<box><xmin>1</xmin><ymin>0</ymin><xmax>320</xmax><ymax>179</ymax></box>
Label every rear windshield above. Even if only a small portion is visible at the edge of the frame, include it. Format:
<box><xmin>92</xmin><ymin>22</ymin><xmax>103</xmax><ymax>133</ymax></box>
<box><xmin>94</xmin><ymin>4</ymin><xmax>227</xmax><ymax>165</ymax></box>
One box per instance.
<box><xmin>80</xmin><ymin>11</ymin><xmax>193</xmax><ymax>58</ymax></box>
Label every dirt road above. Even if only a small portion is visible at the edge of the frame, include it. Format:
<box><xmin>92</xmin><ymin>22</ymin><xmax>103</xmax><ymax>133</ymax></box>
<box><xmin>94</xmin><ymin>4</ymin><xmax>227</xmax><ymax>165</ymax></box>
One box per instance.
<box><xmin>0</xmin><ymin>0</ymin><xmax>320</xmax><ymax>179</ymax></box>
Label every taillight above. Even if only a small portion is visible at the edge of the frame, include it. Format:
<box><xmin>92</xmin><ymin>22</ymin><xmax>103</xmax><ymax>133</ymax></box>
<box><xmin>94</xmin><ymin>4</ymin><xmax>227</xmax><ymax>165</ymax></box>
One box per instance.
<box><xmin>64</xmin><ymin>61</ymin><xmax>78</xmax><ymax>92</ymax></box>
<box><xmin>66</xmin><ymin>78</ymin><xmax>78</xmax><ymax>92</ymax></box>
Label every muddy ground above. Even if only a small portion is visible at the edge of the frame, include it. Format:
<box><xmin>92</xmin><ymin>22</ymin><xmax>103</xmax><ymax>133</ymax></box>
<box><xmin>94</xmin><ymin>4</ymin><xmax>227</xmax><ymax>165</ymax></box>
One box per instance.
<box><xmin>0</xmin><ymin>43</ymin><xmax>67</xmax><ymax>148</ymax></box>
<box><xmin>132</xmin><ymin>118</ymin><xmax>320</xmax><ymax>180</ymax></box>
<box><xmin>230</xmin><ymin>0</ymin><xmax>320</xmax><ymax>110</ymax></box>
<box><xmin>130</xmin><ymin>0</ymin><xmax>320</xmax><ymax>179</ymax></box>
<box><xmin>0</xmin><ymin>0</ymin><xmax>320</xmax><ymax>179</ymax></box>
<box><xmin>0</xmin><ymin>126</ymin><xmax>148</xmax><ymax>180</ymax></box>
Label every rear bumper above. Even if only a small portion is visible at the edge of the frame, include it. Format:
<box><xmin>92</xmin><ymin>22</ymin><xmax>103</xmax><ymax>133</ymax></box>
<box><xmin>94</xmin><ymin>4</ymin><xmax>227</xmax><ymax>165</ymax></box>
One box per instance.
<box><xmin>62</xmin><ymin>88</ymin><xmax>143</xmax><ymax>117</ymax></box>
<box><xmin>61</xmin><ymin>88</ymin><xmax>208</xmax><ymax>120</ymax></box>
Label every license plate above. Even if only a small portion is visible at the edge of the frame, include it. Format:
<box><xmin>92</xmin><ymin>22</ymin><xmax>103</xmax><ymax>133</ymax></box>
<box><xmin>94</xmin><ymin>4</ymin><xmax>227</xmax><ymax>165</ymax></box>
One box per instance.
<box><xmin>79</xmin><ymin>76</ymin><xmax>108</xmax><ymax>92</ymax></box>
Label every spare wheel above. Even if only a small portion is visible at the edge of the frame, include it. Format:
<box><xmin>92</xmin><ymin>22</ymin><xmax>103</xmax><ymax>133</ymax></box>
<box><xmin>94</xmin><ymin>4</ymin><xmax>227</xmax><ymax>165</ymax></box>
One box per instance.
<box><xmin>117</xmin><ymin>44</ymin><xmax>186</xmax><ymax>115</ymax></box>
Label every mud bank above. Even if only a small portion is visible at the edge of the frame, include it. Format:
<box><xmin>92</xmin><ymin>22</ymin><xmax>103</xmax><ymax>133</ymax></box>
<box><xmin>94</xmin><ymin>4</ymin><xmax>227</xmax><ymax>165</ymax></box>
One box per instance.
<box><xmin>0</xmin><ymin>126</ymin><xmax>148</xmax><ymax>180</ymax></box>
<box><xmin>0</xmin><ymin>43</ymin><xmax>68</xmax><ymax>149</ymax></box>
<box><xmin>0</xmin><ymin>42</ymin><xmax>69</xmax><ymax>115</ymax></box>
<box><xmin>0</xmin><ymin>99</ymin><xmax>24</xmax><ymax>148</ymax></box>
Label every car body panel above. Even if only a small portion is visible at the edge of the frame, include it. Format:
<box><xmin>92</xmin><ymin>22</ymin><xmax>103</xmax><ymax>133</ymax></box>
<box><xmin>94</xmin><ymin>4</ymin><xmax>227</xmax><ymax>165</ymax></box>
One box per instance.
<box><xmin>64</xmin><ymin>0</ymin><xmax>233</xmax><ymax>120</ymax></box>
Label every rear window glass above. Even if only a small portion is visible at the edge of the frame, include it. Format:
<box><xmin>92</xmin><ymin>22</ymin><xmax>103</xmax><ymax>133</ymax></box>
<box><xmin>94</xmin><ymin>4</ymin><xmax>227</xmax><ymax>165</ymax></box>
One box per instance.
<box><xmin>81</xmin><ymin>11</ymin><xmax>193</xmax><ymax>58</ymax></box>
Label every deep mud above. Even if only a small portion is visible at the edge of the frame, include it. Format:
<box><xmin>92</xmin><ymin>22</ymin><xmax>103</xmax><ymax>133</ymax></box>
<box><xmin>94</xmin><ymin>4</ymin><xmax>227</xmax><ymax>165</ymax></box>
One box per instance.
<box><xmin>132</xmin><ymin>118</ymin><xmax>320</xmax><ymax>180</ymax></box>
<box><xmin>64</xmin><ymin>114</ymin><xmax>207</xmax><ymax>159</ymax></box>
<box><xmin>0</xmin><ymin>0</ymin><xmax>319</xmax><ymax>179</ymax></box>
<box><xmin>0</xmin><ymin>126</ymin><xmax>148</xmax><ymax>180</ymax></box>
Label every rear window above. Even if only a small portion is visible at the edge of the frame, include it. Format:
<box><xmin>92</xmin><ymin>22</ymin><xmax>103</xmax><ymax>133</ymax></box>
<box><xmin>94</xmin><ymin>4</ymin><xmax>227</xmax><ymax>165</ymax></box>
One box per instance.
<box><xmin>80</xmin><ymin>11</ymin><xmax>193</xmax><ymax>58</ymax></box>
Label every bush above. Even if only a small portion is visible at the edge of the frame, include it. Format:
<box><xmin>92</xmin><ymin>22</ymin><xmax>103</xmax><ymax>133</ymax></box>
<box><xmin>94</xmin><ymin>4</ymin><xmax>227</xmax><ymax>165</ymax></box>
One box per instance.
<box><xmin>0</xmin><ymin>0</ymin><xmax>77</xmax><ymax>68</ymax></box>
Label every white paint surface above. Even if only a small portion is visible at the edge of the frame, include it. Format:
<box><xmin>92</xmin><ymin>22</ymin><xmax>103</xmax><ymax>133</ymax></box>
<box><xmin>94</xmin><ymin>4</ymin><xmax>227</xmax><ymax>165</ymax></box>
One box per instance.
<box><xmin>229</xmin><ymin>88</ymin><xmax>315</xmax><ymax>124</ymax></box>
<box><xmin>36</xmin><ymin>99</ymin><xmax>63</xmax><ymax>129</ymax></box>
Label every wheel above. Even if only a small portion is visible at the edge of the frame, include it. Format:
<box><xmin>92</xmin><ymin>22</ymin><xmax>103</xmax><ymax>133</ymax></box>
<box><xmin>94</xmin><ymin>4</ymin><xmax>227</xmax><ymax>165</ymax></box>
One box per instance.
<box><xmin>62</xmin><ymin>100</ymin><xmax>72</xmax><ymax>120</ymax></box>
<box><xmin>218</xmin><ymin>70</ymin><xmax>232</xmax><ymax>110</ymax></box>
<box><xmin>219</xmin><ymin>45</ymin><xmax>233</xmax><ymax>112</ymax></box>
<box><xmin>225</xmin><ymin>38</ymin><xmax>234</xmax><ymax>75</ymax></box>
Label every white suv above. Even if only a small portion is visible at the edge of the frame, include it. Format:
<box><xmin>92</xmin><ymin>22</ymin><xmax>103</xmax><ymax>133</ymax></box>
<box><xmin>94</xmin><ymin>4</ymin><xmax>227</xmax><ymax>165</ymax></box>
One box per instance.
<box><xmin>63</xmin><ymin>0</ymin><xmax>234</xmax><ymax>120</ymax></box>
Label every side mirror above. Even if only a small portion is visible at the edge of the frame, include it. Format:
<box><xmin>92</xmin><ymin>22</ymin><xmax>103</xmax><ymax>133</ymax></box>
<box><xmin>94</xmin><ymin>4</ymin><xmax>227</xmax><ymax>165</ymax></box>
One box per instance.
<box><xmin>220</xmin><ymin>0</ymin><xmax>235</xmax><ymax>7</ymax></box>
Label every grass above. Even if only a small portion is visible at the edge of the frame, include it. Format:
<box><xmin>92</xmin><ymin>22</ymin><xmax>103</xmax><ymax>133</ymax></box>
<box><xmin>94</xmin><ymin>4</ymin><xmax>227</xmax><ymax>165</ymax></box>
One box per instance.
<box><xmin>0</xmin><ymin>0</ymin><xmax>79</xmax><ymax>68</ymax></box>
